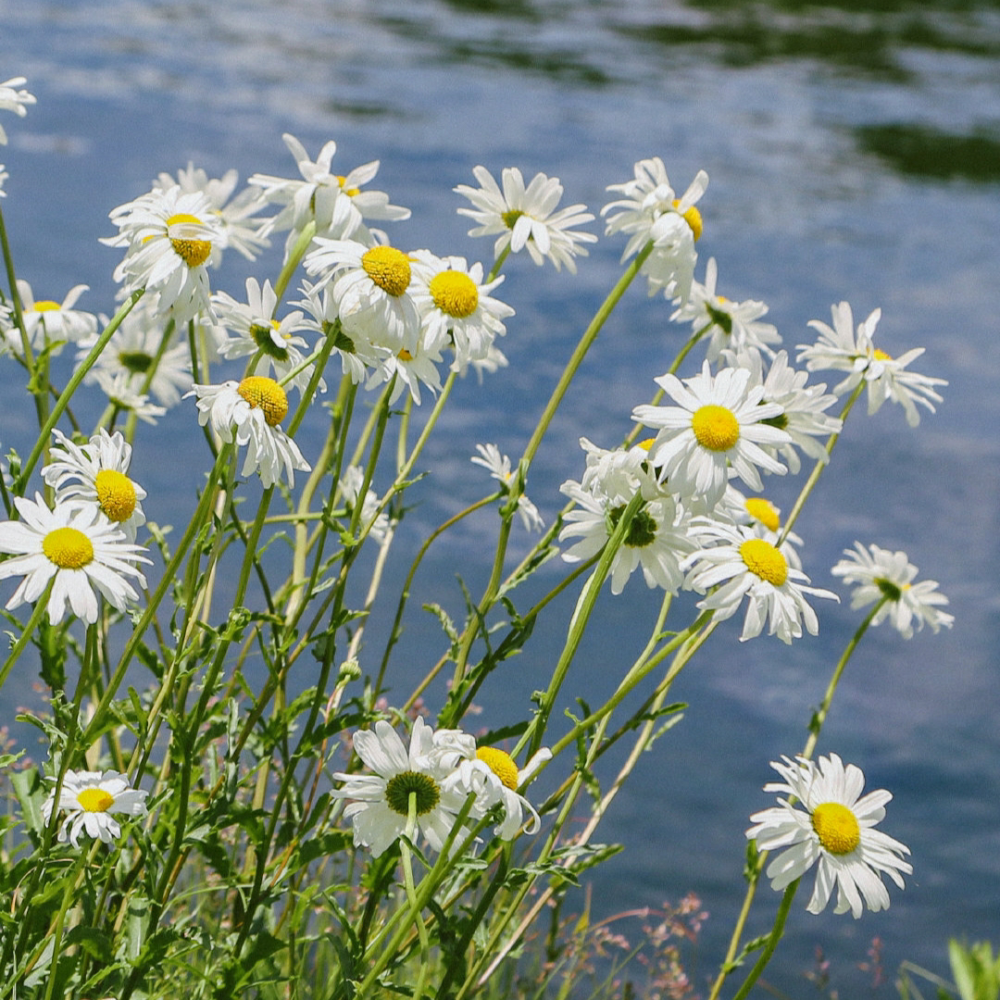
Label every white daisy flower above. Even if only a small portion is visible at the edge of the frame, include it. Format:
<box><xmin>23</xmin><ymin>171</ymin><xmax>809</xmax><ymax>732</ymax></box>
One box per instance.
<box><xmin>331</xmin><ymin>717</ymin><xmax>471</xmax><ymax>858</ymax></box>
<box><xmin>454</xmin><ymin>165</ymin><xmax>597</xmax><ymax>273</ymax></box>
<box><xmin>633</xmin><ymin>362</ymin><xmax>790</xmax><ymax>508</ymax></box>
<box><xmin>471</xmin><ymin>443</ymin><xmax>543</xmax><ymax>532</ymax></box>
<box><xmin>718</xmin><ymin>487</ymin><xmax>803</xmax><ymax>571</ymax></box>
<box><xmin>212</xmin><ymin>278</ymin><xmax>322</xmax><ymax>395</ymax></box>
<box><xmin>831</xmin><ymin>542</ymin><xmax>954</xmax><ymax>638</ymax></box>
<box><xmin>746</xmin><ymin>754</ymin><xmax>912</xmax><ymax>918</ymax></box>
<box><xmin>602</xmin><ymin>158</ymin><xmax>708</xmax><ymax>303</ymax></box>
<box><xmin>249</xmin><ymin>133</ymin><xmax>409</xmax><ymax>248</ymax></box>
<box><xmin>189</xmin><ymin>377</ymin><xmax>311</xmax><ymax>488</ymax></box>
<box><xmin>303</xmin><ymin>238</ymin><xmax>421</xmax><ymax>353</ymax></box>
<box><xmin>409</xmin><ymin>251</ymin><xmax>514</xmax><ymax>372</ymax></box>
<box><xmin>42</xmin><ymin>429</ymin><xmax>147</xmax><ymax>541</ymax></box>
<box><xmin>797</xmin><ymin>301</ymin><xmax>947</xmax><ymax>426</ymax></box>
<box><xmin>91</xmin><ymin>369</ymin><xmax>168</xmax><ymax>425</ymax></box>
<box><xmin>576</xmin><ymin>436</ymin><xmax>665</xmax><ymax>504</ymax></box>
<box><xmin>295</xmin><ymin>279</ymin><xmax>380</xmax><ymax>384</ymax></box>
<box><xmin>444</xmin><ymin>744</ymin><xmax>551</xmax><ymax>842</ymax></box>
<box><xmin>6</xmin><ymin>280</ymin><xmax>97</xmax><ymax>355</ymax></box>
<box><xmin>0</xmin><ymin>77</ymin><xmax>35</xmax><ymax>145</ymax></box>
<box><xmin>683</xmin><ymin>520</ymin><xmax>837</xmax><ymax>643</ymax></box>
<box><xmin>673</xmin><ymin>257</ymin><xmax>781</xmax><ymax>362</ymax></box>
<box><xmin>155</xmin><ymin>162</ymin><xmax>270</xmax><ymax>263</ymax></box>
<box><xmin>339</xmin><ymin>465</ymin><xmax>391</xmax><ymax>545</ymax></box>
<box><xmin>42</xmin><ymin>768</ymin><xmax>148</xmax><ymax>848</ymax></box>
<box><xmin>0</xmin><ymin>494</ymin><xmax>149</xmax><ymax>625</ymax></box>
<box><xmin>103</xmin><ymin>185</ymin><xmax>224</xmax><ymax>322</ymax></box>
<box><xmin>79</xmin><ymin>305</ymin><xmax>192</xmax><ymax>409</ymax></box>
<box><xmin>366</xmin><ymin>340</ymin><xmax>443</xmax><ymax>406</ymax></box>
<box><xmin>0</xmin><ymin>163</ymin><xmax>8</xmax><ymax>197</ymax></box>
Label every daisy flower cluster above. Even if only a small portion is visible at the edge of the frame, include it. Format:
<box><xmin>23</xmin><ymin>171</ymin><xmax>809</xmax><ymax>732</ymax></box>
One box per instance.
<box><xmin>332</xmin><ymin>716</ymin><xmax>550</xmax><ymax>857</ymax></box>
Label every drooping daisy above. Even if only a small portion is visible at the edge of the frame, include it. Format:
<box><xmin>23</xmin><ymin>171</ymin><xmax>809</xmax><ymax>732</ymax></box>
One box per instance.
<box><xmin>155</xmin><ymin>162</ymin><xmax>270</xmax><ymax>263</ymax></box>
<box><xmin>633</xmin><ymin>362</ymin><xmax>790</xmax><ymax>508</ymax></box>
<box><xmin>683</xmin><ymin>520</ymin><xmax>837</xmax><ymax>643</ymax></box>
<box><xmin>746</xmin><ymin>754</ymin><xmax>912</xmax><ymax>918</ymax></box>
<box><xmin>831</xmin><ymin>542</ymin><xmax>954</xmax><ymax>638</ymax></box>
<box><xmin>103</xmin><ymin>185</ymin><xmax>224</xmax><ymax>322</ymax></box>
<box><xmin>0</xmin><ymin>494</ymin><xmax>150</xmax><ymax>625</ymax></box>
<box><xmin>249</xmin><ymin>133</ymin><xmax>409</xmax><ymax>248</ymax></box>
<box><xmin>455</xmin><ymin>166</ymin><xmax>597</xmax><ymax>273</ymax></box>
<box><xmin>91</xmin><ymin>369</ymin><xmax>168</xmax><ymax>426</ymax></box>
<box><xmin>602</xmin><ymin>158</ymin><xmax>708</xmax><ymax>303</ymax></box>
<box><xmin>212</xmin><ymin>278</ymin><xmax>321</xmax><ymax>395</ymax></box>
<box><xmin>366</xmin><ymin>339</ymin><xmax>444</xmax><ymax>406</ymax></box>
<box><xmin>410</xmin><ymin>252</ymin><xmax>515</xmax><ymax>372</ymax></box>
<box><xmin>331</xmin><ymin>717</ymin><xmax>472</xmax><ymax>858</ymax></box>
<box><xmin>42</xmin><ymin>429</ymin><xmax>147</xmax><ymax>541</ymax></box>
<box><xmin>303</xmin><ymin>238</ymin><xmax>421</xmax><ymax>353</ymax></box>
<box><xmin>673</xmin><ymin>257</ymin><xmax>781</xmax><ymax>362</ymax></box>
<box><xmin>8</xmin><ymin>280</ymin><xmax>97</xmax><ymax>354</ymax></box>
<box><xmin>0</xmin><ymin>77</ymin><xmax>35</xmax><ymax>145</ymax></box>
<box><xmin>189</xmin><ymin>377</ymin><xmax>311</xmax><ymax>488</ymax></box>
<box><xmin>471</xmin><ymin>443</ymin><xmax>544</xmax><ymax>532</ymax></box>
<box><xmin>797</xmin><ymin>301</ymin><xmax>947</xmax><ymax>426</ymax></box>
<box><xmin>42</xmin><ymin>768</ymin><xmax>148</xmax><ymax>848</ymax></box>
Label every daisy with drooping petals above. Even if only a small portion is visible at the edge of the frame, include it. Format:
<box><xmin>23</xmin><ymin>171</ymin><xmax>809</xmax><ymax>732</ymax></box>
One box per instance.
<box><xmin>683</xmin><ymin>520</ymin><xmax>837</xmax><ymax>643</ymax></box>
<box><xmin>92</xmin><ymin>369</ymin><xmax>168</xmax><ymax>426</ymax></box>
<box><xmin>366</xmin><ymin>339</ymin><xmax>444</xmax><ymax>406</ymax></box>
<box><xmin>0</xmin><ymin>77</ymin><xmax>35</xmax><ymax>144</ymax></box>
<box><xmin>7</xmin><ymin>280</ymin><xmax>97</xmax><ymax>355</ymax></box>
<box><xmin>0</xmin><ymin>494</ymin><xmax>149</xmax><ymax>625</ymax></box>
<box><xmin>189</xmin><ymin>377</ymin><xmax>310</xmax><ymax>488</ymax></box>
<box><xmin>471</xmin><ymin>444</ymin><xmax>544</xmax><ymax>532</ymax></box>
<box><xmin>295</xmin><ymin>279</ymin><xmax>380</xmax><ymax>384</ymax></box>
<box><xmin>455</xmin><ymin>165</ymin><xmax>597</xmax><ymax>273</ymax></box>
<box><xmin>104</xmin><ymin>185</ymin><xmax>224</xmax><ymax>322</ymax></box>
<box><xmin>633</xmin><ymin>362</ymin><xmax>790</xmax><ymax>508</ymax></box>
<box><xmin>746</xmin><ymin>754</ymin><xmax>912</xmax><ymax>918</ymax></box>
<box><xmin>42</xmin><ymin>768</ymin><xmax>148</xmax><ymax>848</ymax></box>
<box><xmin>331</xmin><ymin>717</ymin><xmax>472</xmax><ymax>858</ymax></box>
<box><xmin>831</xmin><ymin>542</ymin><xmax>954</xmax><ymax>638</ymax></box>
<box><xmin>42</xmin><ymin>429</ymin><xmax>147</xmax><ymax>541</ymax></box>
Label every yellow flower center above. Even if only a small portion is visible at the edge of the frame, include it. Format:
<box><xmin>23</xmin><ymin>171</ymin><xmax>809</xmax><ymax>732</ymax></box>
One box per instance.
<box><xmin>335</xmin><ymin>175</ymin><xmax>361</xmax><ymax>197</ymax></box>
<box><xmin>429</xmin><ymin>270</ymin><xmax>479</xmax><ymax>318</ymax></box>
<box><xmin>165</xmin><ymin>212</ymin><xmax>212</xmax><ymax>267</ymax></box>
<box><xmin>77</xmin><ymin>787</ymin><xmax>115</xmax><ymax>813</ymax></box>
<box><xmin>95</xmin><ymin>469</ymin><xmax>137</xmax><ymax>523</ymax></box>
<box><xmin>691</xmin><ymin>404</ymin><xmax>739</xmax><ymax>451</ymax></box>
<box><xmin>237</xmin><ymin>375</ymin><xmax>288</xmax><ymax>427</ymax></box>
<box><xmin>42</xmin><ymin>527</ymin><xmax>94</xmax><ymax>570</ymax></box>
<box><xmin>636</xmin><ymin>437</ymin><xmax>656</xmax><ymax>452</ymax></box>
<box><xmin>476</xmin><ymin>747</ymin><xmax>519</xmax><ymax>790</ymax></box>
<box><xmin>32</xmin><ymin>300</ymin><xmax>62</xmax><ymax>313</ymax></box>
<box><xmin>811</xmin><ymin>801</ymin><xmax>861</xmax><ymax>855</ymax></box>
<box><xmin>739</xmin><ymin>538</ymin><xmax>788</xmax><ymax>587</ymax></box>
<box><xmin>501</xmin><ymin>208</ymin><xmax>525</xmax><ymax>231</ymax></box>
<box><xmin>744</xmin><ymin>497</ymin><xmax>780</xmax><ymax>533</ymax></box>
<box><xmin>397</xmin><ymin>348</ymin><xmax>414</xmax><ymax>362</ymax></box>
<box><xmin>671</xmin><ymin>199</ymin><xmax>703</xmax><ymax>241</ymax></box>
<box><xmin>873</xmin><ymin>348</ymin><xmax>893</xmax><ymax>362</ymax></box>
<box><xmin>361</xmin><ymin>246</ymin><xmax>412</xmax><ymax>297</ymax></box>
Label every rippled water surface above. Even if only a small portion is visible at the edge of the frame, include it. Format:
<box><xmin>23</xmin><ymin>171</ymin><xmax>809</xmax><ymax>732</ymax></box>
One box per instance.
<box><xmin>2</xmin><ymin>0</ymin><xmax>999</xmax><ymax>994</ymax></box>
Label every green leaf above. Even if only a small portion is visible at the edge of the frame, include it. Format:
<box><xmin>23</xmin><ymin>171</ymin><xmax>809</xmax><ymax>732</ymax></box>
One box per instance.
<box><xmin>66</xmin><ymin>925</ymin><xmax>113</xmax><ymax>963</ymax></box>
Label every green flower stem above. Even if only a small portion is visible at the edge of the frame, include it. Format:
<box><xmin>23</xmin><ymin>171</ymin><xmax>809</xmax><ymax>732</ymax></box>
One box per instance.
<box><xmin>0</xmin><ymin>202</ymin><xmax>34</xmax><ymax>370</ymax></box>
<box><xmin>728</xmin><ymin>880</ymin><xmax>800</xmax><ymax>1000</ymax></box>
<box><xmin>401</xmin><ymin>794</ymin><xmax>431</xmax><ymax>1000</ymax></box>
<box><xmin>777</xmin><ymin>381</ymin><xmax>864</xmax><ymax>546</ymax></box>
<box><xmin>15</xmin><ymin>289</ymin><xmax>144</xmax><ymax>494</ymax></box>
<box><xmin>272</xmin><ymin>221</ymin><xmax>317</xmax><ymax>303</ymax></box>
<box><xmin>486</xmin><ymin>243</ymin><xmax>512</xmax><ymax>283</ymax></box>
<box><xmin>0</xmin><ymin>585</ymin><xmax>52</xmax><ymax>693</ymax></box>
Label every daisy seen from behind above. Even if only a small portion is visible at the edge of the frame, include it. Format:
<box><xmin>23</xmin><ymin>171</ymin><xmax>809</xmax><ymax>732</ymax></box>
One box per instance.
<box><xmin>746</xmin><ymin>753</ymin><xmax>912</xmax><ymax>918</ymax></box>
<box><xmin>455</xmin><ymin>165</ymin><xmax>597</xmax><ymax>273</ymax></box>
<box><xmin>189</xmin><ymin>376</ymin><xmax>310</xmax><ymax>489</ymax></box>
<box><xmin>42</xmin><ymin>769</ymin><xmax>148</xmax><ymax>848</ymax></box>
<box><xmin>633</xmin><ymin>362</ymin><xmax>790</xmax><ymax>508</ymax></box>
<box><xmin>331</xmin><ymin>717</ymin><xmax>472</xmax><ymax>858</ymax></box>
<box><xmin>42</xmin><ymin>428</ymin><xmax>147</xmax><ymax>541</ymax></box>
<box><xmin>0</xmin><ymin>494</ymin><xmax>149</xmax><ymax>625</ymax></box>
<box><xmin>0</xmin><ymin>77</ymin><xmax>35</xmax><ymax>145</ymax></box>
<box><xmin>831</xmin><ymin>541</ymin><xmax>954</xmax><ymax>638</ymax></box>
<box><xmin>471</xmin><ymin>443</ymin><xmax>543</xmax><ymax>532</ymax></box>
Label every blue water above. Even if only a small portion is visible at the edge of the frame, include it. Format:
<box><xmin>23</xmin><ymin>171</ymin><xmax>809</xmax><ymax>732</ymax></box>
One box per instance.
<box><xmin>2</xmin><ymin>0</ymin><xmax>998</xmax><ymax>995</ymax></box>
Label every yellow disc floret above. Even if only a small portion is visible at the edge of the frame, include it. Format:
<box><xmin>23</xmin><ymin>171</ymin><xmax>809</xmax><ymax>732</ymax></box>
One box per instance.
<box><xmin>739</xmin><ymin>538</ymin><xmax>788</xmax><ymax>587</ymax></box>
<box><xmin>237</xmin><ymin>376</ymin><xmax>289</xmax><ymax>427</ymax></box>
<box><xmin>476</xmin><ymin>747</ymin><xmax>519</xmax><ymax>790</ymax></box>
<box><xmin>42</xmin><ymin>527</ymin><xmax>94</xmax><ymax>570</ymax></box>
<box><xmin>873</xmin><ymin>348</ymin><xmax>893</xmax><ymax>362</ymax></box>
<box><xmin>744</xmin><ymin>497</ymin><xmax>781</xmax><ymax>533</ymax></box>
<box><xmin>77</xmin><ymin>787</ymin><xmax>115</xmax><ymax>813</ymax></box>
<box><xmin>95</xmin><ymin>469</ymin><xmax>137</xmax><ymax>523</ymax></box>
<box><xmin>31</xmin><ymin>300</ymin><xmax>62</xmax><ymax>312</ymax></box>
<box><xmin>672</xmin><ymin>199</ymin><xmax>703</xmax><ymax>241</ymax></box>
<box><xmin>361</xmin><ymin>246</ymin><xmax>412</xmax><ymax>297</ymax></box>
<box><xmin>691</xmin><ymin>404</ymin><xmax>739</xmax><ymax>452</ymax></box>
<box><xmin>429</xmin><ymin>270</ymin><xmax>479</xmax><ymax>318</ymax></box>
<box><xmin>166</xmin><ymin>212</ymin><xmax>212</xmax><ymax>267</ymax></box>
<box><xmin>811</xmin><ymin>801</ymin><xmax>861</xmax><ymax>855</ymax></box>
